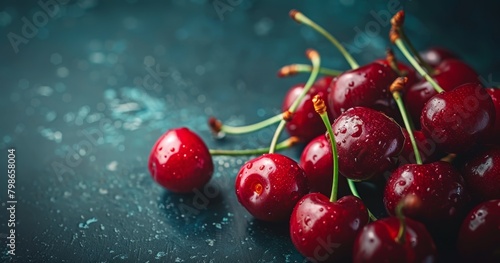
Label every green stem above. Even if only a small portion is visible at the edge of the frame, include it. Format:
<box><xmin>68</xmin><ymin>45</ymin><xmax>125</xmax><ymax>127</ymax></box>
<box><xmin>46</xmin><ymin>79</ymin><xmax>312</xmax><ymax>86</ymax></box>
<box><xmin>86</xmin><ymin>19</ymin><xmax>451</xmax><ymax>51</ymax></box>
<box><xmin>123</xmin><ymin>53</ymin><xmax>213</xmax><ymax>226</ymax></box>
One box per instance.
<box><xmin>292</xmin><ymin>11</ymin><xmax>359</xmax><ymax>69</ymax></box>
<box><xmin>400</xmin><ymin>31</ymin><xmax>434</xmax><ymax>74</ymax></box>
<box><xmin>347</xmin><ymin>179</ymin><xmax>377</xmax><ymax>221</ymax></box>
<box><xmin>269</xmin><ymin>51</ymin><xmax>321</xmax><ymax>153</ymax></box>
<box><xmin>218</xmin><ymin>113</ymin><xmax>283</xmax><ymax>135</ymax></box>
<box><xmin>392</xmin><ymin>91</ymin><xmax>422</xmax><ymax>165</ymax></box>
<box><xmin>394</xmin><ymin>39</ymin><xmax>444</xmax><ymax>93</ymax></box>
<box><xmin>316</xmin><ymin>112</ymin><xmax>339</xmax><ymax>202</ymax></box>
<box><xmin>209</xmin><ymin>137</ymin><xmax>297</xmax><ymax>156</ymax></box>
<box><xmin>395</xmin><ymin>199</ymin><xmax>407</xmax><ymax>244</ymax></box>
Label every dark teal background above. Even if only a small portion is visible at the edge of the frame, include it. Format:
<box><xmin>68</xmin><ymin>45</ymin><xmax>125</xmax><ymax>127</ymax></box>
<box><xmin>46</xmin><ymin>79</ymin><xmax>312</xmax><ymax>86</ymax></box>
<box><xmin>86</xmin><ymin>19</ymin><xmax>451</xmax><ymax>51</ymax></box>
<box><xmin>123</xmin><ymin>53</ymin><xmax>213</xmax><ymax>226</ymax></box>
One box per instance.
<box><xmin>1</xmin><ymin>0</ymin><xmax>499</xmax><ymax>262</ymax></box>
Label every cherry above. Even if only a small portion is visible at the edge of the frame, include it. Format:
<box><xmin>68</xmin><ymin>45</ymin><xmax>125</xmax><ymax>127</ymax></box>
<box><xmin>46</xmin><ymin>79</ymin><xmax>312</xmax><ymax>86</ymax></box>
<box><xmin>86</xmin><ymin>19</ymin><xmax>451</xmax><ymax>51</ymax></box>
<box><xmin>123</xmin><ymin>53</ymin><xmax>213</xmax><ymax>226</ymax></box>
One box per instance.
<box><xmin>148</xmin><ymin>127</ymin><xmax>214</xmax><ymax>193</ymax></box>
<box><xmin>404</xmin><ymin>59</ymin><xmax>481</xmax><ymax>125</ymax></box>
<box><xmin>353</xmin><ymin>217</ymin><xmax>437</xmax><ymax>263</ymax></box>
<box><xmin>461</xmin><ymin>147</ymin><xmax>500</xmax><ymax>202</ymax></box>
<box><xmin>290</xmin><ymin>193</ymin><xmax>368</xmax><ymax>262</ymax></box>
<box><xmin>328</xmin><ymin>62</ymin><xmax>400</xmax><ymax>120</ymax></box>
<box><xmin>282</xmin><ymin>76</ymin><xmax>334</xmax><ymax>143</ymax></box>
<box><xmin>332</xmin><ymin>106</ymin><xmax>405</xmax><ymax>181</ymax></box>
<box><xmin>235</xmin><ymin>153</ymin><xmax>309</xmax><ymax>222</ymax></box>
<box><xmin>457</xmin><ymin>199</ymin><xmax>500</xmax><ymax>262</ymax></box>
<box><xmin>419</xmin><ymin>47</ymin><xmax>458</xmax><ymax>68</ymax></box>
<box><xmin>384</xmin><ymin>161</ymin><xmax>469</xmax><ymax>224</ymax></box>
<box><xmin>480</xmin><ymin>88</ymin><xmax>500</xmax><ymax>145</ymax></box>
<box><xmin>420</xmin><ymin>83</ymin><xmax>496</xmax><ymax>153</ymax></box>
<box><xmin>299</xmin><ymin>134</ymin><xmax>349</xmax><ymax>197</ymax></box>
<box><xmin>398</xmin><ymin>129</ymin><xmax>444</xmax><ymax>165</ymax></box>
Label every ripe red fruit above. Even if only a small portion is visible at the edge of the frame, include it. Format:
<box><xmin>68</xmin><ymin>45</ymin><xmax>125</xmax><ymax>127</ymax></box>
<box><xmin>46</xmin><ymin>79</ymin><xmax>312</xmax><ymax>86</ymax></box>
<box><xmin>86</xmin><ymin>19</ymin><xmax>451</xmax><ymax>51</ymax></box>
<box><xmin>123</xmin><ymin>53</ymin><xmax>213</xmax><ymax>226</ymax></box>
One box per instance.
<box><xmin>148</xmin><ymin>127</ymin><xmax>214</xmax><ymax>193</ymax></box>
<box><xmin>420</xmin><ymin>83</ymin><xmax>496</xmax><ymax>153</ymax></box>
<box><xmin>290</xmin><ymin>193</ymin><xmax>368</xmax><ymax>262</ymax></box>
<box><xmin>480</xmin><ymin>88</ymin><xmax>500</xmax><ymax>145</ymax></box>
<box><xmin>352</xmin><ymin>217</ymin><xmax>437</xmax><ymax>263</ymax></box>
<box><xmin>457</xmin><ymin>199</ymin><xmax>500</xmax><ymax>262</ymax></box>
<box><xmin>419</xmin><ymin>47</ymin><xmax>458</xmax><ymax>68</ymax></box>
<box><xmin>398</xmin><ymin>129</ymin><xmax>444</xmax><ymax>165</ymax></box>
<box><xmin>282</xmin><ymin>76</ymin><xmax>334</xmax><ymax>143</ymax></box>
<box><xmin>384</xmin><ymin>162</ymin><xmax>469</xmax><ymax>224</ymax></box>
<box><xmin>332</xmin><ymin>106</ymin><xmax>405</xmax><ymax>181</ymax></box>
<box><xmin>461</xmin><ymin>147</ymin><xmax>500</xmax><ymax>202</ymax></box>
<box><xmin>235</xmin><ymin>153</ymin><xmax>309</xmax><ymax>222</ymax></box>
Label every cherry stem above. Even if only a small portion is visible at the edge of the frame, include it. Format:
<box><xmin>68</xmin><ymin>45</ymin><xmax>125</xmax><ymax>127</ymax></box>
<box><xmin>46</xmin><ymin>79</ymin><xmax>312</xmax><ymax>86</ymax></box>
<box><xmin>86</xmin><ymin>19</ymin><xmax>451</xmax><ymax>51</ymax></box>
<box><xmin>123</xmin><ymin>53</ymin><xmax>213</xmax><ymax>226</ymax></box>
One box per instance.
<box><xmin>209</xmin><ymin>114</ymin><xmax>283</xmax><ymax>138</ymax></box>
<box><xmin>312</xmin><ymin>95</ymin><xmax>339</xmax><ymax>202</ymax></box>
<box><xmin>209</xmin><ymin>137</ymin><xmax>299</xmax><ymax>156</ymax></box>
<box><xmin>394</xmin><ymin>194</ymin><xmax>419</xmax><ymax>244</ymax></box>
<box><xmin>290</xmin><ymin>9</ymin><xmax>359</xmax><ymax>69</ymax></box>
<box><xmin>347</xmin><ymin>179</ymin><xmax>377</xmax><ymax>221</ymax></box>
<box><xmin>269</xmin><ymin>49</ymin><xmax>321</xmax><ymax>153</ymax></box>
<box><xmin>386</xmin><ymin>48</ymin><xmax>403</xmax><ymax>76</ymax></box>
<box><xmin>278</xmin><ymin>64</ymin><xmax>342</xmax><ymax>78</ymax></box>
<box><xmin>391</xmin><ymin>10</ymin><xmax>434</xmax><ymax>74</ymax></box>
<box><xmin>391</xmin><ymin>29</ymin><xmax>444</xmax><ymax>93</ymax></box>
<box><xmin>390</xmin><ymin>77</ymin><xmax>423</xmax><ymax>165</ymax></box>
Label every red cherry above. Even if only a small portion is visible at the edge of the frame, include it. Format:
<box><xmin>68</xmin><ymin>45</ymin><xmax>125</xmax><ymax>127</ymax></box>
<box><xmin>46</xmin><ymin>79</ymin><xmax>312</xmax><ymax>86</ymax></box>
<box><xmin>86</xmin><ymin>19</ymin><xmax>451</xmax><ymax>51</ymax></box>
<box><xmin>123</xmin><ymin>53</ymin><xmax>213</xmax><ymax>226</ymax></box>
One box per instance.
<box><xmin>282</xmin><ymin>76</ymin><xmax>334</xmax><ymax>143</ymax></box>
<box><xmin>328</xmin><ymin>62</ymin><xmax>399</xmax><ymax>120</ymax></box>
<box><xmin>420</xmin><ymin>83</ymin><xmax>496</xmax><ymax>153</ymax></box>
<box><xmin>352</xmin><ymin>217</ymin><xmax>437</xmax><ymax>263</ymax></box>
<box><xmin>384</xmin><ymin>161</ymin><xmax>469</xmax><ymax>224</ymax></box>
<box><xmin>404</xmin><ymin>59</ymin><xmax>480</xmax><ymax>126</ymax></box>
<box><xmin>235</xmin><ymin>153</ymin><xmax>309</xmax><ymax>222</ymax></box>
<box><xmin>398</xmin><ymin>129</ymin><xmax>445</xmax><ymax>165</ymax></box>
<box><xmin>457</xmin><ymin>199</ymin><xmax>500</xmax><ymax>262</ymax></box>
<box><xmin>332</xmin><ymin>106</ymin><xmax>405</xmax><ymax>181</ymax></box>
<box><xmin>480</xmin><ymin>88</ymin><xmax>500</xmax><ymax>145</ymax></box>
<box><xmin>148</xmin><ymin>127</ymin><xmax>214</xmax><ymax>193</ymax></box>
<box><xmin>290</xmin><ymin>193</ymin><xmax>368</xmax><ymax>262</ymax></box>
<box><xmin>375</xmin><ymin>58</ymin><xmax>418</xmax><ymax>88</ymax></box>
<box><xmin>461</xmin><ymin>147</ymin><xmax>500</xmax><ymax>202</ymax></box>
<box><xmin>419</xmin><ymin>47</ymin><xmax>458</xmax><ymax>68</ymax></box>
<box><xmin>299</xmin><ymin>134</ymin><xmax>349</xmax><ymax>197</ymax></box>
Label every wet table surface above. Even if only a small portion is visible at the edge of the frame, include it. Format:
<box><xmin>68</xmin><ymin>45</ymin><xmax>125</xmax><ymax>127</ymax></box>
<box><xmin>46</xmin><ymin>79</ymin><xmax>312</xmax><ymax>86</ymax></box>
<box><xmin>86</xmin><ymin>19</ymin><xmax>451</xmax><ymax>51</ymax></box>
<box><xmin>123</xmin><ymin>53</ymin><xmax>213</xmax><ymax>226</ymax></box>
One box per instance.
<box><xmin>1</xmin><ymin>0</ymin><xmax>499</xmax><ymax>262</ymax></box>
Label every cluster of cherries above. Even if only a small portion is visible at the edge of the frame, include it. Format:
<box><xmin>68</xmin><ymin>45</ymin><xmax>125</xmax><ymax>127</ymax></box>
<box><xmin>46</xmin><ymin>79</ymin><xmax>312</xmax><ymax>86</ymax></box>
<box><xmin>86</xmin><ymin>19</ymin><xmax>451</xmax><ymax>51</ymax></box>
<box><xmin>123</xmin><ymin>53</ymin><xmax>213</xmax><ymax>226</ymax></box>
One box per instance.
<box><xmin>147</xmin><ymin>10</ymin><xmax>500</xmax><ymax>262</ymax></box>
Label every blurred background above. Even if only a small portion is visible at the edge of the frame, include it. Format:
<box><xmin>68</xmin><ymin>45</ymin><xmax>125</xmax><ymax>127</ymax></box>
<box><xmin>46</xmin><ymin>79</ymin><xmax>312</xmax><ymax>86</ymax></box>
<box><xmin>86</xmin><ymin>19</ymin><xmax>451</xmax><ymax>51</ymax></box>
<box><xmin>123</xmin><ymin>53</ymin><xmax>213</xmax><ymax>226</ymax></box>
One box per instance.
<box><xmin>0</xmin><ymin>0</ymin><xmax>499</xmax><ymax>262</ymax></box>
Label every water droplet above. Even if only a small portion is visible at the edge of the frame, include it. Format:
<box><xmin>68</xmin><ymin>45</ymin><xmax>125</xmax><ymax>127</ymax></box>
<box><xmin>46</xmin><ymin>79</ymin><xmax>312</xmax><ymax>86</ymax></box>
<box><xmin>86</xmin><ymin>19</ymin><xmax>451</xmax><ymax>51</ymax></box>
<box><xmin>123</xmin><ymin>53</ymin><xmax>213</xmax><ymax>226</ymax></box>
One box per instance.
<box><xmin>304</xmin><ymin>216</ymin><xmax>311</xmax><ymax>226</ymax></box>
<box><xmin>259</xmin><ymin>165</ymin><xmax>265</xmax><ymax>170</ymax></box>
<box><xmin>246</xmin><ymin>163</ymin><xmax>253</xmax><ymax>169</ymax></box>
<box><xmin>348</xmin><ymin>81</ymin><xmax>354</xmax><ymax>87</ymax></box>
<box><xmin>351</xmin><ymin>125</ymin><xmax>362</xmax><ymax>137</ymax></box>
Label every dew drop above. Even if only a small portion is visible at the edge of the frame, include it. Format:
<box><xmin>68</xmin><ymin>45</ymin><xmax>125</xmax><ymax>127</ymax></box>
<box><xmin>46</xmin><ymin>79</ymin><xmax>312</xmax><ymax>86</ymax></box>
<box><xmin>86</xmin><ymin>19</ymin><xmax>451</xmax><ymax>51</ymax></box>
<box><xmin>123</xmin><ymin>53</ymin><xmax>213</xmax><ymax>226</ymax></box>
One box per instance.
<box><xmin>246</xmin><ymin>163</ymin><xmax>253</xmax><ymax>169</ymax></box>
<box><xmin>348</xmin><ymin>81</ymin><xmax>354</xmax><ymax>87</ymax></box>
<box><xmin>259</xmin><ymin>165</ymin><xmax>265</xmax><ymax>170</ymax></box>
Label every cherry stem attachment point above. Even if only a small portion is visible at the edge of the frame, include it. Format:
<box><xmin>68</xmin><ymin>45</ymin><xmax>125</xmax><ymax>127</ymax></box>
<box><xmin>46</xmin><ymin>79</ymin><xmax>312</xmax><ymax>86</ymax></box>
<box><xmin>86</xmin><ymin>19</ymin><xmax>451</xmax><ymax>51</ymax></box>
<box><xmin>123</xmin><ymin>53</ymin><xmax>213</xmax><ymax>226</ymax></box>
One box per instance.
<box><xmin>209</xmin><ymin>137</ymin><xmax>299</xmax><ymax>156</ymax></box>
<box><xmin>392</xmin><ymin>32</ymin><xmax>444</xmax><ymax>94</ymax></box>
<box><xmin>390</xmin><ymin>77</ymin><xmax>422</xmax><ymax>165</ymax></box>
<box><xmin>269</xmin><ymin>49</ymin><xmax>321</xmax><ymax>153</ymax></box>
<box><xmin>395</xmin><ymin>194</ymin><xmax>420</xmax><ymax>244</ymax></box>
<box><xmin>347</xmin><ymin>179</ymin><xmax>377</xmax><ymax>221</ymax></box>
<box><xmin>312</xmin><ymin>95</ymin><xmax>339</xmax><ymax>202</ymax></box>
<box><xmin>290</xmin><ymin>9</ymin><xmax>359</xmax><ymax>69</ymax></box>
<box><xmin>278</xmin><ymin>64</ymin><xmax>342</xmax><ymax>78</ymax></box>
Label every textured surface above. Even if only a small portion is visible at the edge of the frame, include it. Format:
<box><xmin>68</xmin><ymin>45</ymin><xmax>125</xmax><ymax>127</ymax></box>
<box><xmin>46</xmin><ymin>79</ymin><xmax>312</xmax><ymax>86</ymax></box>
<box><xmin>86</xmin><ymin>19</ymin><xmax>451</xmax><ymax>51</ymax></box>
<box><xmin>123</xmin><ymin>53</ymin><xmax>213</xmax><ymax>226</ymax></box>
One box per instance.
<box><xmin>0</xmin><ymin>0</ymin><xmax>499</xmax><ymax>262</ymax></box>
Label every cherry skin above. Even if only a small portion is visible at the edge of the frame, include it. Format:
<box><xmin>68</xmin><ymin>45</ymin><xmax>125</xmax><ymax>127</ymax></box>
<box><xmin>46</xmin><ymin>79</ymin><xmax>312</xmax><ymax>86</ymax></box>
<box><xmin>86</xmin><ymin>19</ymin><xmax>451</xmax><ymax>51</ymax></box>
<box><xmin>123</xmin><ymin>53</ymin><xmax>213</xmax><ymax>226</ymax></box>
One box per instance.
<box><xmin>420</xmin><ymin>83</ymin><xmax>496</xmax><ymax>153</ymax></box>
<box><xmin>235</xmin><ymin>153</ymin><xmax>309</xmax><ymax>222</ymax></box>
<box><xmin>375</xmin><ymin>59</ymin><xmax>418</xmax><ymax>88</ymax></box>
<box><xmin>148</xmin><ymin>127</ymin><xmax>214</xmax><ymax>193</ymax></box>
<box><xmin>384</xmin><ymin>161</ymin><xmax>469</xmax><ymax>224</ymax></box>
<box><xmin>419</xmin><ymin>47</ymin><xmax>458</xmax><ymax>68</ymax></box>
<box><xmin>457</xmin><ymin>199</ymin><xmax>500</xmax><ymax>262</ymax></box>
<box><xmin>461</xmin><ymin>147</ymin><xmax>500</xmax><ymax>202</ymax></box>
<box><xmin>352</xmin><ymin>217</ymin><xmax>437</xmax><ymax>263</ymax></box>
<box><xmin>328</xmin><ymin>62</ymin><xmax>400</xmax><ymax>120</ymax></box>
<box><xmin>290</xmin><ymin>193</ymin><xmax>368</xmax><ymax>262</ymax></box>
<box><xmin>332</xmin><ymin>106</ymin><xmax>405</xmax><ymax>181</ymax></box>
<box><xmin>398</xmin><ymin>129</ymin><xmax>445</xmax><ymax>165</ymax></box>
<box><xmin>404</xmin><ymin>59</ymin><xmax>480</xmax><ymax>126</ymax></box>
<box><xmin>282</xmin><ymin>76</ymin><xmax>334</xmax><ymax>143</ymax></box>
<box><xmin>299</xmin><ymin>134</ymin><xmax>349</xmax><ymax>197</ymax></box>
<box><xmin>480</xmin><ymin>88</ymin><xmax>500</xmax><ymax>145</ymax></box>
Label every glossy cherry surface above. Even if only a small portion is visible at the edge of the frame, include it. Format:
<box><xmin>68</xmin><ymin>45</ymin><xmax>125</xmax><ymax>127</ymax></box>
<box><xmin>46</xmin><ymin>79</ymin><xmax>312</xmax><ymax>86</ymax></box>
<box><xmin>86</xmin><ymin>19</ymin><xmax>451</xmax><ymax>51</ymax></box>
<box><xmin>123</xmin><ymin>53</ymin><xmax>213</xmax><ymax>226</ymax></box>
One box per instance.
<box><xmin>420</xmin><ymin>83</ymin><xmax>495</xmax><ymax>153</ymax></box>
<box><xmin>457</xmin><ymin>199</ymin><xmax>500</xmax><ymax>262</ymax></box>
<box><xmin>375</xmin><ymin>59</ymin><xmax>418</xmax><ymax>88</ymax></box>
<box><xmin>328</xmin><ymin>62</ymin><xmax>399</xmax><ymax>120</ymax></box>
<box><xmin>290</xmin><ymin>193</ymin><xmax>368</xmax><ymax>262</ymax></box>
<box><xmin>384</xmin><ymin>161</ymin><xmax>469</xmax><ymax>224</ymax></box>
<box><xmin>148</xmin><ymin>127</ymin><xmax>214</xmax><ymax>193</ymax></box>
<box><xmin>353</xmin><ymin>217</ymin><xmax>437</xmax><ymax>263</ymax></box>
<box><xmin>235</xmin><ymin>153</ymin><xmax>309</xmax><ymax>222</ymax></box>
<box><xmin>332</xmin><ymin>106</ymin><xmax>405</xmax><ymax>181</ymax></box>
<box><xmin>282</xmin><ymin>76</ymin><xmax>334</xmax><ymax>143</ymax></box>
<box><xmin>481</xmin><ymin>88</ymin><xmax>500</xmax><ymax>145</ymax></box>
<box><xmin>461</xmin><ymin>147</ymin><xmax>500</xmax><ymax>202</ymax></box>
<box><xmin>419</xmin><ymin>47</ymin><xmax>458</xmax><ymax>68</ymax></box>
<box><xmin>404</xmin><ymin>59</ymin><xmax>480</xmax><ymax>125</ymax></box>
